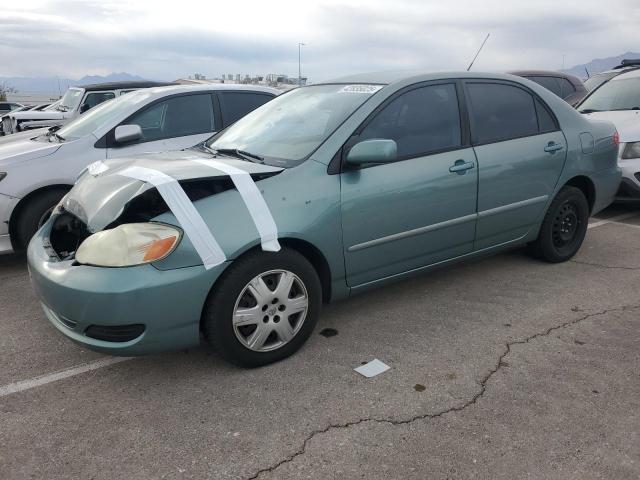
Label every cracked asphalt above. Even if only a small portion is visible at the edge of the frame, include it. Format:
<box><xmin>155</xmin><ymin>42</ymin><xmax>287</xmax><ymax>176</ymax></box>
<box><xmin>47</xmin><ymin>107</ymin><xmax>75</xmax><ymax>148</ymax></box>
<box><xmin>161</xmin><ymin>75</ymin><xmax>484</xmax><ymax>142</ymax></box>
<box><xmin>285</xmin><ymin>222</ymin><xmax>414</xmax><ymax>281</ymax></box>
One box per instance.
<box><xmin>1</xmin><ymin>205</ymin><xmax>639</xmax><ymax>479</ymax></box>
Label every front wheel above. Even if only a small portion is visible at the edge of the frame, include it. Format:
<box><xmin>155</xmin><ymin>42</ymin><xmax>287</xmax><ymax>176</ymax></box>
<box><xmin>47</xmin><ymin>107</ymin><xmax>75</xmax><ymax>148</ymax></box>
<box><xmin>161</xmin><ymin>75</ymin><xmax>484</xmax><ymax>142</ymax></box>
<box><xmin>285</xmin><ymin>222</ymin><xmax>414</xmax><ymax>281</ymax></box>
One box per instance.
<box><xmin>202</xmin><ymin>248</ymin><xmax>322</xmax><ymax>367</ymax></box>
<box><xmin>528</xmin><ymin>186</ymin><xmax>589</xmax><ymax>263</ymax></box>
<box><xmin>15</xmin><ymin>188</ymin><xmax>68</xmax><ymax>250</ymax></box>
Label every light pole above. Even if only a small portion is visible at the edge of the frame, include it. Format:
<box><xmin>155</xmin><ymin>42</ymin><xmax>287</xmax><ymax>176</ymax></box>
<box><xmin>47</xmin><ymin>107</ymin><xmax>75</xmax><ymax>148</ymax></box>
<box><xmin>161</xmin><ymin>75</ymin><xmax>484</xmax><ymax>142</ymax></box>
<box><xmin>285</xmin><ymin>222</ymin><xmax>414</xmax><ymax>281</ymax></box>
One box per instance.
<box><xmin>298</xmin><ymin>42</ymin><xmax>305</xmax><ymax>85</ymax></box>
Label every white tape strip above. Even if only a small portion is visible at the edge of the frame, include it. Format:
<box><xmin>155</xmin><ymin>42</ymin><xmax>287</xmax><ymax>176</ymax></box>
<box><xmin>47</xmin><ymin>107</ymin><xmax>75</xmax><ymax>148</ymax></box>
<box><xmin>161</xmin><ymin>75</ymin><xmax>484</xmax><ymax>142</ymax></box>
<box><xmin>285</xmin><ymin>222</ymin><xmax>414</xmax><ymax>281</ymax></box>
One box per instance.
<box><xmin>194</xmin><ymin>159</ymin><xmax>281</xmax><ymax>252</ymax></box>
<box><xmin>118</xmin><ymin>165</ymin><xmax>226</xmax><ymax>269</ymax></box>
<box><xmin>87</xmin><ymin>160</ymin><xmax>109</xmax><ymax>176</ymax></box>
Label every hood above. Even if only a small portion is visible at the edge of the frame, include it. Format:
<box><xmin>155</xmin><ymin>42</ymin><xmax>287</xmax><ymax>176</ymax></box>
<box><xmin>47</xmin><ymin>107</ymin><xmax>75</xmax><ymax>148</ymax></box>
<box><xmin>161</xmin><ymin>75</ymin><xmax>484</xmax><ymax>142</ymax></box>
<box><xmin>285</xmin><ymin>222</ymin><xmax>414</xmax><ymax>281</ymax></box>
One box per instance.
<box><xmin>9</xmin><ymin>110</ymin><xmax>65</xmax><ymax>121</ymax></box>
<box><xmin>0</xmin><ymin>128</ymin><xmax>49</xmax><ymax>145</ymax></box>
<box><xmin>583</xmin><ymin>110</ymin><xmax>640</xmax><ymax>143</ymax></box>
<box><xmin>0</xmin><ymin>137</ymin><xmax>62</xmax><ymax>167</ymax></box>
<box><xmin>62</xmin><ymin>149</ymin><xmax>283</xmax><ymax>231</ymax></box>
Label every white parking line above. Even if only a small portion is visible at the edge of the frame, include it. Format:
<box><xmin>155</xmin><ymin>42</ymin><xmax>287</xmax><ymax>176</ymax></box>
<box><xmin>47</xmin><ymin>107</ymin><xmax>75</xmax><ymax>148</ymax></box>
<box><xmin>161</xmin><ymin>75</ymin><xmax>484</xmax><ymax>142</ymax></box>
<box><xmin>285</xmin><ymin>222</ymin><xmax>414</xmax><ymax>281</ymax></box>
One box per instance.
<box><xmin>611</xmin><ymin>221</ymin><xmax>640</xmax><ymax>230</ymax></box>
<box><xmin>0</xmin><ymin>357</ymin><xmax>133</xmax><ymax>398</ymax></box>
<box><xmin>588</xmin><ymin>212</ymin><xmax>640</xmax><ymax>230</ymax></box>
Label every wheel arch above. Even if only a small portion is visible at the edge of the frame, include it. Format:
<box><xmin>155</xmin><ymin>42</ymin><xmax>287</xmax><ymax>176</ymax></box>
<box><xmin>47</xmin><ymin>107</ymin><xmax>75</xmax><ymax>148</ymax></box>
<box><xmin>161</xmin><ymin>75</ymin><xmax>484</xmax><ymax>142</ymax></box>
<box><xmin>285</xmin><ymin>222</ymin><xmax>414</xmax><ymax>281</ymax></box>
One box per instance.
<box><xmin>9</xmin><ymin>184</ymin><xmax>72</xmax><ymax>249</ymax></box>
<box><xmin>563</xmin><ymin>175</ymin><xmax>596</xmax><ymax>214</ymax></box>
<box><xmin>277</xmin><ymin>237</ymin><xmax>332</xmax><ymax>303</ymax></box>
<box><xmin>218</xmin><ymin>237</ymin><xmax>333</xmax><ymax>303</ymax></box>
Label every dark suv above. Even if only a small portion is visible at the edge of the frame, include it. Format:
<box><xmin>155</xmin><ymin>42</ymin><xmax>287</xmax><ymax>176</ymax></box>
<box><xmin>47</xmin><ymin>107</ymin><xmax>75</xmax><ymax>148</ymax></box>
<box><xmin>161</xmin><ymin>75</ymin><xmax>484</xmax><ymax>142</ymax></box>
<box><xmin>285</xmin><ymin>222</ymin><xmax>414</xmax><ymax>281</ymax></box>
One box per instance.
<box><xmin>509</xmin><ymin>70</ymin><xmax>587</xmax><ymax>106</ymax></box>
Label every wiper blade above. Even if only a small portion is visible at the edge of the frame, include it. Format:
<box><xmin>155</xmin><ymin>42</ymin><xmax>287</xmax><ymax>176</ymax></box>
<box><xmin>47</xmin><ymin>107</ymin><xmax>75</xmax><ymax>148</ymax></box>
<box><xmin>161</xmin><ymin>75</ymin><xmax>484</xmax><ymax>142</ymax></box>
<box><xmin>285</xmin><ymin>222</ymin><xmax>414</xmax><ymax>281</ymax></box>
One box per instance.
<box><xmin>579</xmin><ymin>108</ymin><xmax>601</xmax><ymax>113</ymax></box>
<box><xmin>213</xmin><ymin>148</ymin><xmax>264</xmax><ymax>163</ymax></box>
<box><xmin>236</xmin><ymin>150</ymin><xmax>264</xmax><ymax>162</ymax></box>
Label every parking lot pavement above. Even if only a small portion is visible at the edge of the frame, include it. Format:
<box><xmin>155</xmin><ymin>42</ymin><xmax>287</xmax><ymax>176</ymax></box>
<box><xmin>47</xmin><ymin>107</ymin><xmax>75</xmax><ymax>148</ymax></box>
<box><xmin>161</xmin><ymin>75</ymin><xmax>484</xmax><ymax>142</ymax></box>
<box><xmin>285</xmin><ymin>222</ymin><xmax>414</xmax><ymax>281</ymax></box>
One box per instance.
<box><xmin>1</xmin><ymin>207</ymin><xmax>639</xmax><ymax>480</ymax></box>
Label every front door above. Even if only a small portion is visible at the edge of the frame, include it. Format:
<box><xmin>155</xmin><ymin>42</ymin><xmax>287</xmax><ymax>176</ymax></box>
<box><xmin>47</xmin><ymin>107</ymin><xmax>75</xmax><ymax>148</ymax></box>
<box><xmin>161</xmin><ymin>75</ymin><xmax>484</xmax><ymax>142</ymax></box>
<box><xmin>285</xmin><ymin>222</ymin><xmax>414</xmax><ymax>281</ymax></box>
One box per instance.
<box><xmin>340</xmin><ymin>82</ymin><xmax>478</xmax><ymax>287</ymax></box>
<box><xmin>463</xmin><ymin>81</ymin><xmax>567</xmax><ymax>249</ymax></box>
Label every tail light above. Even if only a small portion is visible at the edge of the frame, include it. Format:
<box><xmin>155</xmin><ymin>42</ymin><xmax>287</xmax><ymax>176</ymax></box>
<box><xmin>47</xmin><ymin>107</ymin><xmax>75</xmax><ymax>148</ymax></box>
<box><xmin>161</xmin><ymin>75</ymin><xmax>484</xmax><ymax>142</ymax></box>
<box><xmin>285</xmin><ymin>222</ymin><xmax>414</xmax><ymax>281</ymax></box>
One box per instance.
<box><xmin>613</xmin><ymin>131</ymin><xmax>620</xmax><ymax>146</ymax></box>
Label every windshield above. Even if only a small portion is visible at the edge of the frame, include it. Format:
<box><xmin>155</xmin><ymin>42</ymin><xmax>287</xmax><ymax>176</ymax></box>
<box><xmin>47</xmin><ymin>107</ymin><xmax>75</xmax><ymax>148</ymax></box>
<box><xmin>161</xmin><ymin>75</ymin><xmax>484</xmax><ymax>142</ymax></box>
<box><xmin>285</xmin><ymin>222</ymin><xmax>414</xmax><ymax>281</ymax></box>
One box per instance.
<box><xmin>206</xmin><ymin>84</ymin><xmax>383</xmax><ymax>167</ymax></box>
<box><xmin>579</xmin><ymin>76</ymin><xmax>640</xmax><ymax>112</ymax></box>
<box><xmin>58</xmin><ymin>88</ymin><xmax>84</xmax><ymax>112</ymax></box>
<box><xmin>56</xmin><ymin>89</ymin><xmax>155</xmax><ymax>141</ymax></box>
<box><xmin>583</xmin><ymin>72</ymin><xmax>618</xmax><ymax>92</ymax></box>
<box><xmin>44</xmin><ymin>100</ymin><xmax>61</xmax><ymax>111</ymax></box>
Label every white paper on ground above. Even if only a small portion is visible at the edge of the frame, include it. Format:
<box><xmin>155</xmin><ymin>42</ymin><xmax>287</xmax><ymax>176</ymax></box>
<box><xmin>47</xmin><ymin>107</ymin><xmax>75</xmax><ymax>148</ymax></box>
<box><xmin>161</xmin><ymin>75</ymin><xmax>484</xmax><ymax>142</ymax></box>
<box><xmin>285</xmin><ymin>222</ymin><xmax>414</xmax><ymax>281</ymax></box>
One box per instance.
<box><xmin>117</xmin><ymin>165</ymin><xmax>226</xmax><ymax>269</ymax></box>
<box><xmin>193</xmin><ymin>158</ymin><xmax>281</xmax><ymax>252</ymax></box>
<box><xmin>87</xmin><ymin>160</ymin><xmax>109</xmax><ymax>176</ymax></box>
<box><xmin>354</xmin><ymin>359</ymin><xmax>390</xmax><ymax>378</ymax></box>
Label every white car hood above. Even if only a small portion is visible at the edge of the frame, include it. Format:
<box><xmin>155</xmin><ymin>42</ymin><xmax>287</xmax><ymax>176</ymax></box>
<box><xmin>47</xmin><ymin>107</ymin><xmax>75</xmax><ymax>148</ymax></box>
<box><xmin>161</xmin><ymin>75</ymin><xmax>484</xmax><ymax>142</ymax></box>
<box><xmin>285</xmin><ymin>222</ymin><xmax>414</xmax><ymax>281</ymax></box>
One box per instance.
<box><xmin>9</xmin><ymin>110</ymin><xmax>66</xmax><ymax>121</ymax></box>
<box><xmin>0</xmin><ymin>128</ymin><xmax>49</xmax><ymax>145</ymax></box>
<box><xmin>0</xmin><ymin>137</ymin><xmax>62</xmax><ymax>167</ymax></box>
<box><xmin>583</xmin><ymin>110</ymin><xmax>640</xmax><ymax>143</ymax></box>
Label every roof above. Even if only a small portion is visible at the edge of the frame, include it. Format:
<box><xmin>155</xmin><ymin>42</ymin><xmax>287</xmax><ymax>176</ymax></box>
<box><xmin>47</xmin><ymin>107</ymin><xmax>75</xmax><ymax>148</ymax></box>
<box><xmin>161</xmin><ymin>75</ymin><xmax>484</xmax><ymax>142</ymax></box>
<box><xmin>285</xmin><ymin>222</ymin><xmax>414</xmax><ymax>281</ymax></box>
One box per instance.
<box><xmin>611</xmin><ymin>68</ymin><xmax>640</xmax><ymax>80</ymax></box>
<box><xmin>322</xmin><ymin>70</ymin><xmax>545</xmax><ymax>86</ymax></box>
<box><xmin>592</xmin><ymin>64</ymin><xmax>640</xmax><ymax>77</ymax></box>
<box><xmin>139</xmin><ymin>83</ymin><xmax>281</xmax><ymax>96</ymax></box>
<box><xmin>508</xmin><ymin>70</ymin><xmax>583</xmax><ymax>84</ymax></box>
<box><xmin>77</xmin><ymin>81</ymin><xmax>174</xmax><ymax>91</ymax></box>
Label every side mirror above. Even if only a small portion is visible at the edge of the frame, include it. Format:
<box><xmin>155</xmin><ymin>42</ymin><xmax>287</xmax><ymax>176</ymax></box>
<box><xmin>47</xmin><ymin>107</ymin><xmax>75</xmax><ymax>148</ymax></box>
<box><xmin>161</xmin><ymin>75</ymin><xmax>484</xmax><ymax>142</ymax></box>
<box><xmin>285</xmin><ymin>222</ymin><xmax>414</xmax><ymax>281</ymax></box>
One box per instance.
<box><xmin>346</xmin><ymin>139</ymin><xmax>397</xmax><ymax>166</ymax></box>
<box><xmin>79</xmin><ymin>103</ymin><xmax>91</xmax><ymax>114</ymax></box>
<box><xmin>114</xmin><ymin>124</ymin><xmax>143</xmax><ymax>144</ymax></box>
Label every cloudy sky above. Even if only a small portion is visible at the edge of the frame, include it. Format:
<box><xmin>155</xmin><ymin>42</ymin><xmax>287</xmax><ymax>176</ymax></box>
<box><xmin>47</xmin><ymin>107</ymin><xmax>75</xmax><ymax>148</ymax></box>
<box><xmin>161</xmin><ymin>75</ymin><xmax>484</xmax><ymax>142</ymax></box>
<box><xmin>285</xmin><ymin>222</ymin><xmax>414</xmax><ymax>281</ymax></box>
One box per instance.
<box><xmin>2</xmin><ymin>0</ymin><xmax>639</xmax><ymax>82</ymax></box>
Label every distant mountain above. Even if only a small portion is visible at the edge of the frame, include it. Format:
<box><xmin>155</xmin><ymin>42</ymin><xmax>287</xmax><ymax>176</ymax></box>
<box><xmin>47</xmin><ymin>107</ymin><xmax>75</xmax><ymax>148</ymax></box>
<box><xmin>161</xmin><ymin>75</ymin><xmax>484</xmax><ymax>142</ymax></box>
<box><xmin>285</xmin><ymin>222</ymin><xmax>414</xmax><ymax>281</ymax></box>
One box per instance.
<box><xmin>562</xmin><ymin>52</ymin><xmax>640</xmax><ymax>79</ymax></box>
<box><xmin>0</xmin><ymin>72</ymin><xmax>150</xmax><ymax>93</ymax></box>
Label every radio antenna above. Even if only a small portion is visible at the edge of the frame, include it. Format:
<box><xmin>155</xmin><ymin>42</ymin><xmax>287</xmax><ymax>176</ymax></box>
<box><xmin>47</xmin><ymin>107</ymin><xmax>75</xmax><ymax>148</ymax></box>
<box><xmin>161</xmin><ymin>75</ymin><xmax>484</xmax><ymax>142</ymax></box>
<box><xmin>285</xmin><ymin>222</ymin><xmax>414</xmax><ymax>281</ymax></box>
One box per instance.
<box><xmin>467</xmin><ymin>33</ymin><xmax>490</xmax><ymax>71</ymax></box>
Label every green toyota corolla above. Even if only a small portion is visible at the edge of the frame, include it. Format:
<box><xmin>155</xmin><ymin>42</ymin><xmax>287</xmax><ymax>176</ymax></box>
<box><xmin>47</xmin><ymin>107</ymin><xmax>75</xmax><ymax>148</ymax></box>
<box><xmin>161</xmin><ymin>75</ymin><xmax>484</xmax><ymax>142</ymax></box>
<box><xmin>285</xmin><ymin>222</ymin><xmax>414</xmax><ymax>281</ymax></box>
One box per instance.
<box><xmin>28</xmin><ymin>72</ymin><xmax>620</xmax><ymax>366</ymax></box>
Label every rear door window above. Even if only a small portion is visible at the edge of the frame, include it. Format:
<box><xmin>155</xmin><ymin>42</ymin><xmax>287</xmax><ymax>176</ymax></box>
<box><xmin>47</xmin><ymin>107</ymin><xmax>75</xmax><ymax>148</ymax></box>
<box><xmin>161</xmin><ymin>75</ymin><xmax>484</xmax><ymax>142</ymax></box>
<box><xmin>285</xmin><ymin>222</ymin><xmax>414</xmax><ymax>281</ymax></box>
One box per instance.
<box><xmin>357</xmin><ymin>83</ymin><xmax>462</xmax><ymax>159</ymax></box>
<box><xmin>466</xmin><ymin>82</ymin><xmax>539</xmax><ymax>144</ymax></box>
<box><xmin>528</xmin><ymin>76</ymin><xmax>562</xmax><ymax>97</ymax></box>
<box><xmin>535</xmin><ymin>99</ymin><xmax>558</xmax><ymax>133</ymax></box>
<box><xmin>557</xmin><ymin>78</ymin><xmax>576</xmax><ymax>99</ymax></box>
<box><xmin>218</xmin><ymin>92</ymin><xmax>275</xmax><ymax>127</ymax></box>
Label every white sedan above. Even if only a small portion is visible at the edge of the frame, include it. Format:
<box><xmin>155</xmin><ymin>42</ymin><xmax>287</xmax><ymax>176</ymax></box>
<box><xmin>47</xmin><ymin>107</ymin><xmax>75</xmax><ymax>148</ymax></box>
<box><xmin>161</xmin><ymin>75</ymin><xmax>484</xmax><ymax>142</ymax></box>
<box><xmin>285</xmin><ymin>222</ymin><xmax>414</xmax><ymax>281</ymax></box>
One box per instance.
<box><xmin>0</xmin><ymin>84</ymin><xmax>279</xmax><ymax>253</ymax></box>
<box><xmin>578</xmin><ymin>68</ymin><xmax>640</xmax><ymax>202</ymax></box>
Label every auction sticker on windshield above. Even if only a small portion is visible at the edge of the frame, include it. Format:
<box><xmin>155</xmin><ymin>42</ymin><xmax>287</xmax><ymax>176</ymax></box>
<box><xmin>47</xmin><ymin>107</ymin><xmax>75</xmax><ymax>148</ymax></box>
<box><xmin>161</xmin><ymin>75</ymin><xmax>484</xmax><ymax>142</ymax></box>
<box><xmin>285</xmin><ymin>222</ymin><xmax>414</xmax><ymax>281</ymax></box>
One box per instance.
<box><xmin>339</xmin><ymin>85</ymin><xmax>383</xmax><ymax>94</ymax></box>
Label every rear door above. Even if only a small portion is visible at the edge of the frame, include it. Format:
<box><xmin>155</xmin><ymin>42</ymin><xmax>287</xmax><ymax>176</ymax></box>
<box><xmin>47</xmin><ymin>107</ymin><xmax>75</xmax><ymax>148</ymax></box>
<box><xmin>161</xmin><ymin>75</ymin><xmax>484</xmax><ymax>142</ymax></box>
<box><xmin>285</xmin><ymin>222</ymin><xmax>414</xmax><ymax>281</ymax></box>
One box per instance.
<box><xmin>106</xmin><ymin>92</ymin><xmax>217</xmax><ymax>158</ymax></box>
<box><xmin>340</xmin><ymin>81</ymin><xmax>478</xmax><ymax>286</ymax></box>
<box><xmin>464</xmin><ymin>80</ymin><xmax>567</xmax><ymax>250</ymax></box>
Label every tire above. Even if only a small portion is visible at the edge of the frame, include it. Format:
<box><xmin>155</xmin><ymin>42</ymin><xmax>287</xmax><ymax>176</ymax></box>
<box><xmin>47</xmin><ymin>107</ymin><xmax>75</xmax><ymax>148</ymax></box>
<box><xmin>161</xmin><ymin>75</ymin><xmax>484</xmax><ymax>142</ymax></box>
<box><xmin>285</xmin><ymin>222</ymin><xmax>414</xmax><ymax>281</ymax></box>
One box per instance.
<box><xmin>15</xmin><ymin>188</ymin><xmax>68</xmax><ymax>250</ymax></box>
<box><xmin>528</xmin><ymin>186</ymin><xmax>589</xmax><ymax>263</ymax></box>
<box><xmin>202</xmin><ymin>247</ymin><xmax>322</xmax><ymax>367</ymax></box>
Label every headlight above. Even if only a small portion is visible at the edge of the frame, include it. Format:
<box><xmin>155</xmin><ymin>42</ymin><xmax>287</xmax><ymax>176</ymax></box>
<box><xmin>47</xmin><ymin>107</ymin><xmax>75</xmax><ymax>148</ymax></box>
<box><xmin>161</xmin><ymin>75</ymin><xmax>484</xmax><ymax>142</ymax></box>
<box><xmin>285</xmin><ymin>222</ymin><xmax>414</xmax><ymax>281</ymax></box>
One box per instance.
<box><xmin>0</xmin><ymin>172</ymin><xmax>6</xmax><ymax>182</ymax></box>
<box><xmin>76</xmin><ymin>223</ymin><xmax>181</xmax><ymax>267</ymax></box>
<box><xmin>622</xmin><ymin>142</ymin><xmax>640</xmax><ymax>160</ymax></box>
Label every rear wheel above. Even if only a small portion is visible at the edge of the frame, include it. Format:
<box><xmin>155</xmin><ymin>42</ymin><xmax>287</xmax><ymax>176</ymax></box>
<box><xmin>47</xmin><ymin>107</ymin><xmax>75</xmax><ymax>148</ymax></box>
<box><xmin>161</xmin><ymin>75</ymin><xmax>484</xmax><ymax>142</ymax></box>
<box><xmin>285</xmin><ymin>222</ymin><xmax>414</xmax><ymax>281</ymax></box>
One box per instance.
<box><xmin>202</xmin><ymin>248</ymin><xmax>322</xmax><ymax>367</ymax></box>
<box><xmin>15</xmin><ymin>188</ymin><xmax>68</xmax><ymax>249</ymax></box>
<box><xmin>528</xmin><ymin>186</ymin><xmax>589</xmax><ymax>263</ymax></box>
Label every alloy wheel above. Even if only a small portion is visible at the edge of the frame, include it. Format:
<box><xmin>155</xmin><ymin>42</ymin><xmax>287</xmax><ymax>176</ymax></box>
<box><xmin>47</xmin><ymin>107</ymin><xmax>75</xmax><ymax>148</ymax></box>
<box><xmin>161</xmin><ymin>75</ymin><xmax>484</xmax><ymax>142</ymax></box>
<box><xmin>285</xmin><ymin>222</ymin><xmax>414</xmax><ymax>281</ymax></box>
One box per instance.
<box><xmin>232</xmin><ymin>269</ymin><xmax>309</xmax><ymax>352</ymax></box>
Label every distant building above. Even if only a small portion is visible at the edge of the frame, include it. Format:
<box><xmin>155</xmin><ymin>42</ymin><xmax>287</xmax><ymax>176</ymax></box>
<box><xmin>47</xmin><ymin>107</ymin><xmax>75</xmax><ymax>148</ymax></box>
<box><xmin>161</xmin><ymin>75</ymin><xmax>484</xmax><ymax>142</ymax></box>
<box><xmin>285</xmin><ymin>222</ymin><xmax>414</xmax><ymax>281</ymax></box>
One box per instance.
<box><xmin>173</xmin><ymin>72</ymin><xmax>308</xmax><ymax>91</ymax></box>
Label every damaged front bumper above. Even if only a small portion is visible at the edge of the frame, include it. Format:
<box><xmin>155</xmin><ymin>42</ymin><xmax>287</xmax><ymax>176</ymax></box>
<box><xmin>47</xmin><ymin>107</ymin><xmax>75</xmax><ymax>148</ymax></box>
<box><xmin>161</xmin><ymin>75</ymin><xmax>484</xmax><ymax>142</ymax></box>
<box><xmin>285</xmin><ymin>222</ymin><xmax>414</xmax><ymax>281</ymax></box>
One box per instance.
<box><xmin>27</xmin><ymin>220</ymin><xmax>230</xmax><ymax>355</ymax></box>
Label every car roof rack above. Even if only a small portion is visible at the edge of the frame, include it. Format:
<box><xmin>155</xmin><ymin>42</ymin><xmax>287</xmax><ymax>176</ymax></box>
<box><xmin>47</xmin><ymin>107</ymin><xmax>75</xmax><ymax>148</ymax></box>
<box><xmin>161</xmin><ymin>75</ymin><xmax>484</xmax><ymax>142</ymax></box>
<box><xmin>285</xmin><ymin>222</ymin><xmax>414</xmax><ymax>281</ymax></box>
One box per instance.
<box><xmin>613</xmin><ymin>59</ymin><xmax>640</xmax><ymax>69</ymax></box>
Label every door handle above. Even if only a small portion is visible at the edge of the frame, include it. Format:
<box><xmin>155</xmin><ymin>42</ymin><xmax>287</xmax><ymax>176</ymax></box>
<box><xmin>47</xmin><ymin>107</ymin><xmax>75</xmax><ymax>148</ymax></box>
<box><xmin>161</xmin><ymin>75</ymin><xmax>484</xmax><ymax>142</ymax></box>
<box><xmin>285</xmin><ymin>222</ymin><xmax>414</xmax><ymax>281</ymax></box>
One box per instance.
<box><xmin>449</xmin><ymin>160</ymin><xmax>475</xmax><ymax>174</ymax></box>
<box><xmin>544</xmin><ymin>142</ymin><xmax>564</xmax><ymax>153</ymax></box>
